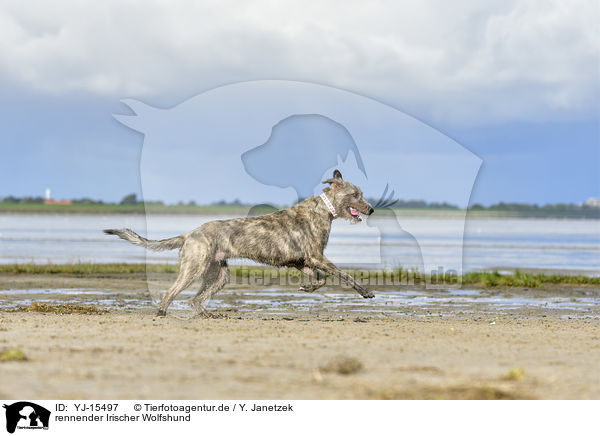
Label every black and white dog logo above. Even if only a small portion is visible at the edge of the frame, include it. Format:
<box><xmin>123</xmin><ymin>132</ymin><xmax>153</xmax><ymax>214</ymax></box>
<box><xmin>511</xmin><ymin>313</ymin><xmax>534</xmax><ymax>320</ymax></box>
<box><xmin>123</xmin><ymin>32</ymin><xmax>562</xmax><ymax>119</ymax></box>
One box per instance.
<box><xmin>3</xmin><ymin>402</ymin><xmax>50</xmax><ymax>434</ymax></box>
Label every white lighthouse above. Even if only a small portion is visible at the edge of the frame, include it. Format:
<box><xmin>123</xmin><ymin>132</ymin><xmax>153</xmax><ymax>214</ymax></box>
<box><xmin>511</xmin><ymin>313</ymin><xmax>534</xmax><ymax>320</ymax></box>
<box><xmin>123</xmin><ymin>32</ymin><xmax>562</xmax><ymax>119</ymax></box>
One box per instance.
<box><xmin>45</xmin><ymin>188</ymin><xmax>51</xmax><ymax>201</ymax></box>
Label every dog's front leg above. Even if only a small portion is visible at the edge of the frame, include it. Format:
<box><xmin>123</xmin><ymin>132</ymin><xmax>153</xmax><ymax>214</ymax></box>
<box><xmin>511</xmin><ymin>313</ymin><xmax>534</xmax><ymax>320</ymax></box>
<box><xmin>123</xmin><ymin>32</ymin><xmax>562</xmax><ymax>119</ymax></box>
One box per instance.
<box><xmin>297</xmin><ymin>267</ymin><xmax>327</xmax><ymax>292</ymax></box>
<box><xmin>306</xmin><ymin>257</ymin><xmax>374</xmax><ymax>298</ymax></box>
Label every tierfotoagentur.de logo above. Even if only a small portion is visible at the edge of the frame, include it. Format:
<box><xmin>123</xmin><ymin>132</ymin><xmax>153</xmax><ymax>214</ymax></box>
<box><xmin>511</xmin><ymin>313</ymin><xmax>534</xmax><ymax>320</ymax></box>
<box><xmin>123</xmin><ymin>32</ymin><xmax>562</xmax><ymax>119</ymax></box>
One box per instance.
<box><xmin>2</xmin><ymin>402</ymin><xmax>50</xmax><ymax>434</ymax></box>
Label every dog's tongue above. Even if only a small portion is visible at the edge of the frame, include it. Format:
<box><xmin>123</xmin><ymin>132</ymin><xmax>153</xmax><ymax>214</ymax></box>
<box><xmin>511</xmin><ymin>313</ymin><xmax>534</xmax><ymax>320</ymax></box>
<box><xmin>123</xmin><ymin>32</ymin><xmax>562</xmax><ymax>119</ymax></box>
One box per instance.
<box><xmin>350</xmin><ymin>207</ymin><xmax>358</xmax><ymax>215</ymax></box>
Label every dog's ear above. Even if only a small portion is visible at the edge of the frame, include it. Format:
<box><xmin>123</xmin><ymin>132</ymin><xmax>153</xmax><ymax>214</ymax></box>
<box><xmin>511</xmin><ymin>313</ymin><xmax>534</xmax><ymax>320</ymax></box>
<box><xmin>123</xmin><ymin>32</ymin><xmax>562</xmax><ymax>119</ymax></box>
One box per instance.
<box><xmin>322</xmin><ymin>169</ymin><xmax>344</xmax><ymax>188</ymax></box>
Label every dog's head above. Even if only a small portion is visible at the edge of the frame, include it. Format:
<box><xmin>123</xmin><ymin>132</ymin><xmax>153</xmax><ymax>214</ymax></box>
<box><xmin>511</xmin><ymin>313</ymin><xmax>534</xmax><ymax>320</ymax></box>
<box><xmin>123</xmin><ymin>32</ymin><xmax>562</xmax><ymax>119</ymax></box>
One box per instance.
<box><xmin>322</xmin><ymin>170</ymin><xmax>374</xmax><ymax>222</ymax></box>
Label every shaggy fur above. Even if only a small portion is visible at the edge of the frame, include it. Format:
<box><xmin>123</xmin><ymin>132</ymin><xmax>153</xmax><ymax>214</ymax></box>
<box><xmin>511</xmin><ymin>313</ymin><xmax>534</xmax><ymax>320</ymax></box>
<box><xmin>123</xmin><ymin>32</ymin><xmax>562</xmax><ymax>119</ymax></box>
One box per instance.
<box><xmin>104</xmin><ymin>170</ymin><xmax>374</xmax><ymax>317</ymax></box>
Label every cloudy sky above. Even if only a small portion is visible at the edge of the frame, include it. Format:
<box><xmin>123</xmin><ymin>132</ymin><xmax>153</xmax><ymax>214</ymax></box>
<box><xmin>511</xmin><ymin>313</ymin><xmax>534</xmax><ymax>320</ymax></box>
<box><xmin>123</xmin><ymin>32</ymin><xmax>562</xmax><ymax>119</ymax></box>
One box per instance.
<box><xmin>1</xmin><ymin>0</ymin><xmax>598</xmax><ymax>205</ymax></box>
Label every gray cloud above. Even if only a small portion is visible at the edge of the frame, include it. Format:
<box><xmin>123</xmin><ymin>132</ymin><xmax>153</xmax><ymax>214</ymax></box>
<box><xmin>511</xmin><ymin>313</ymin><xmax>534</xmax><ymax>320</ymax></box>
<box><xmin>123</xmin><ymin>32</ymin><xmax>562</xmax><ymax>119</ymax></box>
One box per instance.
<box><xmin>0</xmin><ymin>0</ymin><xmax>597</xmax><ymax>124</ymax></box>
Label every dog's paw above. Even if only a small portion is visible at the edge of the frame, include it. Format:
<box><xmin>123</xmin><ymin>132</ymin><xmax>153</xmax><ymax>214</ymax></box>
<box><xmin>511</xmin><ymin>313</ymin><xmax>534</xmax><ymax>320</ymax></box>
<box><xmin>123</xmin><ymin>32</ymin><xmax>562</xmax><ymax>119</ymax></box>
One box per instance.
<box><xmin>299</xmin><ymin>286</ymin><xmax>316</xmax><ymax>293</ymax></box>
<box><xmin>361</xmin><ymin>289</ymin><xmax>375</xmax><ymax>299</ymax></box>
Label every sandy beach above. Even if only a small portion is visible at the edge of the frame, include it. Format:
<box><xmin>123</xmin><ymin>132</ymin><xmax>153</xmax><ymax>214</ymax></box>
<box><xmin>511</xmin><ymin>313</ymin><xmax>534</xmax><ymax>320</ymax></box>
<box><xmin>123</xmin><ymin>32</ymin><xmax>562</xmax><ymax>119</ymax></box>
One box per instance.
<box><xmin>1</xmin><ymin>273</ymin><xmax>599</xmax><ymax>400</ymax></box>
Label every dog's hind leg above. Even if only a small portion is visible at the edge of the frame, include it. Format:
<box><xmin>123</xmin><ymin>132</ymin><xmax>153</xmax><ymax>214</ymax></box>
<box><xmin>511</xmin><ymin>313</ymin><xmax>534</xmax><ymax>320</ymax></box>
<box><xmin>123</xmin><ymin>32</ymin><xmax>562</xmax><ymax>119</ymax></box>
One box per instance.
<box><xmin>297</xmin><ymin>267</ymin><xmax>326</xmax><ymax>292</ymax></box>
<box><xmin>189</xmin><ymin>260</ymin><xmax>230</xmax><ymax>318</ymax></box>
<box><xmin>156</xmin><ymin>241</ymin><xmax>209</xmax><ymax>316</ymax></box>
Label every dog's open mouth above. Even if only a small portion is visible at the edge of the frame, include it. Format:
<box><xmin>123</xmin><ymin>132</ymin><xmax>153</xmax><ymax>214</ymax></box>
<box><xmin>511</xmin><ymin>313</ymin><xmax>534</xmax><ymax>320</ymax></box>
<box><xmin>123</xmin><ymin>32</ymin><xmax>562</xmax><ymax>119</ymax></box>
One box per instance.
<box><xmin>348</xmin><ymin>207</ymin><xmax>361</xmax><ymax>221</ymax></box>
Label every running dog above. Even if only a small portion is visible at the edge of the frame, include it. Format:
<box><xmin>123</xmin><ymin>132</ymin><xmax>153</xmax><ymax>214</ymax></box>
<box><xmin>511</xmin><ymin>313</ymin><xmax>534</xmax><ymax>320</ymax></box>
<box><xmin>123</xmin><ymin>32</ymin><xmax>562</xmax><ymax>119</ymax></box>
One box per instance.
<box><xmin>104</xmin><ymin>170</ymin><xmax>374</xmax><ymax>317</ymax></box>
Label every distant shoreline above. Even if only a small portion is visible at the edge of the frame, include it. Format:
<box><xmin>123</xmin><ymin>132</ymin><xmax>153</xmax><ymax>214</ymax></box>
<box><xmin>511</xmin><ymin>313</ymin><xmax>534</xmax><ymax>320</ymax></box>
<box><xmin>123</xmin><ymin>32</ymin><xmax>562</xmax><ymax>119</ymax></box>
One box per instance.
<box><xmin>0</xmin><ymin>203</ymin><xmax>598</xmax><ymax>219</ymax></box>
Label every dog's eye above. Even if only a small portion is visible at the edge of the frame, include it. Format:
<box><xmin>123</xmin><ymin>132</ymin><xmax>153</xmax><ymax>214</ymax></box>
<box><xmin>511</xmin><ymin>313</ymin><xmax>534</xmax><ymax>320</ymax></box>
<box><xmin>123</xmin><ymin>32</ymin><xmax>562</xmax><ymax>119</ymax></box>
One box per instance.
<box><xmin>353</xmin><ymin>192</ymin><xmax>360</xmax><ymax>198</ymax></box>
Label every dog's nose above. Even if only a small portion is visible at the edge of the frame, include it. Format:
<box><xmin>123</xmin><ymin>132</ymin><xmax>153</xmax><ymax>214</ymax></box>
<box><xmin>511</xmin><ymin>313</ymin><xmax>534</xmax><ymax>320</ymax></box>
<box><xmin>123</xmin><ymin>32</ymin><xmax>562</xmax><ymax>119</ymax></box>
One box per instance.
<box><xmin>368</xmin><ymin>206</ymin><xmax>374</xmax><ymax>215</ymax></box>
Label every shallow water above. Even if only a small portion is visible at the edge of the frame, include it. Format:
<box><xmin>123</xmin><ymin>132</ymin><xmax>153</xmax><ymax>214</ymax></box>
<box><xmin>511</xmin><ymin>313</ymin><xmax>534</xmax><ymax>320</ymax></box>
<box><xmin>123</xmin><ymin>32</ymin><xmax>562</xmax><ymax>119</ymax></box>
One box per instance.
<box><xmin>0</xmin><ymin>214</ymin><xmax>598</xmax><ymax>274</ymax></box>
<box><xmin>2</xmin><ymin>287</ymin><xmax>598</xmax><ymax>319</ymax></box>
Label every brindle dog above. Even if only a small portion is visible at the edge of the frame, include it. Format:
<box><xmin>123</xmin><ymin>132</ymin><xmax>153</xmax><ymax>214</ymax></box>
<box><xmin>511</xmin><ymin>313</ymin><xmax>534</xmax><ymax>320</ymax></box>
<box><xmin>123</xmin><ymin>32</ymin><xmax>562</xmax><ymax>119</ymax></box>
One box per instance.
<box><xmin>104</xmin><ymin>170</ymin><xmax>374</xmax><ymax>317</ymax></box>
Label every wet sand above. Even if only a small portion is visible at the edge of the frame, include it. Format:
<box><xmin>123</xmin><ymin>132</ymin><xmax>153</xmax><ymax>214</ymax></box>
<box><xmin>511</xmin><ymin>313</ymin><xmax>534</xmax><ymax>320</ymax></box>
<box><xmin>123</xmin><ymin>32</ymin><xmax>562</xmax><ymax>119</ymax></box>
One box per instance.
<box><xmin>0</xmin><ymin>273</ymin><xmax>599</xmax><ymax>399</ymax></box>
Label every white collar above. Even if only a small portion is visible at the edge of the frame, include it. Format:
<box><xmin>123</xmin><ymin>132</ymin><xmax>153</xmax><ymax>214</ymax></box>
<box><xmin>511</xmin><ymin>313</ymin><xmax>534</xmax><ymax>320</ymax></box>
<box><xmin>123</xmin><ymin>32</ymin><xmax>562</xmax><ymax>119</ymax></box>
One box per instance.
<box><xmin>319</xmin><ymin>193</ymin><xmax>337</xmax><ymax>218</ymax></box>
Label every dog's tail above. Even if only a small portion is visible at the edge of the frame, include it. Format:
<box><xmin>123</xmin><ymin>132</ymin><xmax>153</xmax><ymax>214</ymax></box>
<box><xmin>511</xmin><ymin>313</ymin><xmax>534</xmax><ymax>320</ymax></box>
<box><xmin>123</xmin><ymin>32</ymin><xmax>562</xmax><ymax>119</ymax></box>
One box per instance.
<box><xmin>103</xmin><ymin>228</ymin><xmax>185</xmax><ymax>251</ymax></box>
